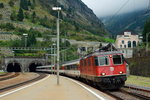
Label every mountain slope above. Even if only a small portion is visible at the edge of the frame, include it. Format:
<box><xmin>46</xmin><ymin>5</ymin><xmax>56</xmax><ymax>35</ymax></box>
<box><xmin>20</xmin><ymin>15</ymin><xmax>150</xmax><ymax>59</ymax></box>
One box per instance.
<box><xmin>0</xmin><ymin>0</ymin><xmax>107</xmax><ymax>39</ymax></box>
<box><xmin>102</xmin><ymin>10</ymin><xmax>150</xmax><ymax>35</ymax></box>
<box><xmin>39</xmin><ymin>0</ymin><xmax>106</xmax><ymax>35</ymax></box>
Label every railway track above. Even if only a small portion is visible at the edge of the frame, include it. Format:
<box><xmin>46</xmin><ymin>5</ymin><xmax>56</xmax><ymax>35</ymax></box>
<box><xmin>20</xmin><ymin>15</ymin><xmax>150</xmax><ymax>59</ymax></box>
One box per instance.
<box><xmin>0</xmin><ymin>73</ymin><xmax>10</xmax><ymax>77</ymax></box>
<box><xmin>0</xmin><ymin>73</ymin><xmax>47</xmax><ymax>93</ymax></box>
<box><xmin>74</xmin><ymin>76</ymin><xmax>150</xmax><ymax>100</ymax></box>
<box><xmin>104</xmin><ymin>86</ymin><xmax>150</xmax><ymax>100</ymax></box>
<box><xmin>0</xmin><ymin>73</ymin><xmax>20</xmax><ymax>81</ymax></box>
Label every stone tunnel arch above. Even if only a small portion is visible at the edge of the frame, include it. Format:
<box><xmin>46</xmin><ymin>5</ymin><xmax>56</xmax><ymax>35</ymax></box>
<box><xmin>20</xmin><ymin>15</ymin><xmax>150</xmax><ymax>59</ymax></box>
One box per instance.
<box><xmin>7</xmin><ymin>62</ymin><xmax>21</xmax><ymax>72</ymax></box>
<box><xmin>29</xmin><ymin>61</ymin><xmax>43</xmax><ymax>72</ymax></box>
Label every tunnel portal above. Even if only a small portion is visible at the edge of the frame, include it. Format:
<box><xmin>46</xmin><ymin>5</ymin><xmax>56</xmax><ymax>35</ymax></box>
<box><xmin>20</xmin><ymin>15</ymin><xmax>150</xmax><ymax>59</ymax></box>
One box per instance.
<box><xmin>7</xmin><ymin>63</ymin><xmax>21</xmax><ymax>72</ymax></box>
<box><xmin>29</xmin><ymin>63</ymin><xmax>42</xmax><ymax>72</ymax></box>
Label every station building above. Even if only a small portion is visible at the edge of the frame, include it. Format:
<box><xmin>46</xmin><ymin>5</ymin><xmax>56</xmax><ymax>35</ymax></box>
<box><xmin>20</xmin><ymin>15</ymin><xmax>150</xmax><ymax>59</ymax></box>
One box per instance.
<box><xmin>115</xmin><ymin>31</ymin><xmax>142</xmax><ymax>58</ymax></box>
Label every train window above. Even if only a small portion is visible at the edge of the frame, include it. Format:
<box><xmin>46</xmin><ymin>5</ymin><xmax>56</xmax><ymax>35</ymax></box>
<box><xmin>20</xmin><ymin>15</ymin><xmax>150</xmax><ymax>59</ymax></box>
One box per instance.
<box><xmin>94</xmin><ymin>57</ymin><xmax>99</xmax><ymax>66</ymax></box>
<box><xmin>94</xmin><ymin>56</ymin><xmax>109</xmax><ymax>66</ymax></box>
<box><xmin>113</xmin><ymin>55</ymin><xmax>122</xmax><ymax>65</ymax></box>
<box><xmin>99</xmin><ymin>56</ymin><xmax>109</xmax><ymax>66</ymax></box>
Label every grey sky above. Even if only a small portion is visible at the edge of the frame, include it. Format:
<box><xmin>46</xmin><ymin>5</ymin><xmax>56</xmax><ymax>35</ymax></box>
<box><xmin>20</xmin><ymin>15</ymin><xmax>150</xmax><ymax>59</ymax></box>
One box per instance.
<box><xmin>81</xmin><ymin>0</ymin><xmax>149</xmax><ymax>17</ymax></box>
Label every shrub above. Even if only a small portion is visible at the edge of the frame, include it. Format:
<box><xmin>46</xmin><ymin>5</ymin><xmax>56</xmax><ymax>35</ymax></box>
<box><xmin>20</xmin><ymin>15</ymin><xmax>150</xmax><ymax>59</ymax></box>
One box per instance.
<box><xmin>10</xmin><ymin>11</ymin><xmax>17</xmax><ymax>21</ymax></box>
<box><xmin>8</xmin><ymin>1</ymin><xmax>15</xmax><ymax>7</ymax></box>
<box><xmin>0</xmin><ymin>3</ymin><xmax>4</xmax><ymax>8</ymax></box>
<box><xmin>5</xmin><ymin>23</ymin><xmax>15</xmax><ymax>31</ymax></box>
<box><xmin>0</xmin><ymin>14</ymin><xmax>2</xmax><ymax>20</ymax></box>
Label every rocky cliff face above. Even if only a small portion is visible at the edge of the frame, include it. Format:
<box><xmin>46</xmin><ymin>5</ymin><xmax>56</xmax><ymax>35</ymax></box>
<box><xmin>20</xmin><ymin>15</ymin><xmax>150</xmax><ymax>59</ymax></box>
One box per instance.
<box><xmin>39</xmin><ymin>0</ymin><xmax>106</xmax><ymax>36</ymax></box>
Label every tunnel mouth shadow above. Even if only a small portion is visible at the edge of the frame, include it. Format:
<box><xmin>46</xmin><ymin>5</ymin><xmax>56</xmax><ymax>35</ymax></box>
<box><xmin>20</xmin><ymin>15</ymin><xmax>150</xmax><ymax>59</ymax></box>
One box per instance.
<box><xmin>29</xmin><ymin>63</ymin><xmax>42</xmax><ymax>72</ymax></box>
<box><xmin>7</xmin><ymin>62</ymin><xmax>21</xmax><ymax>72</ymax></box>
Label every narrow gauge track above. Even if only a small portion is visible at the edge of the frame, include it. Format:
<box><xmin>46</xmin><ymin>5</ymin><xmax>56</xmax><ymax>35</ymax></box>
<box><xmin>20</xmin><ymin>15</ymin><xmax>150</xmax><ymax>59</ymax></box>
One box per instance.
<box><xmin>0</xmin><ymin>73</ymin><xmax>20</xmax><ymax>81</ymax></box>
<box><xmin>0</xmin><ymin>73</ymin><xmax>47</xmax><ymax>93</ymax></box>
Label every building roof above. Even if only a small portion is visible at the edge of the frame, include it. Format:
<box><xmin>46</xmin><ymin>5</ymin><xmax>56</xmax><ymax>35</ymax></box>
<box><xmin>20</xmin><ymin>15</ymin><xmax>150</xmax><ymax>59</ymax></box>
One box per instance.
<box><xmin>118</xmin><ymin>30</ymin><xmax>138</xmax><ymax>35</ymax></box>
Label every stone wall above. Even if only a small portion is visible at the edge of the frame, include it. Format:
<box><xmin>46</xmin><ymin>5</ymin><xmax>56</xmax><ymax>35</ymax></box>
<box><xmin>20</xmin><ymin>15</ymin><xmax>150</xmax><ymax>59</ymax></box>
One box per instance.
<box><xmin>127</xmin><ymin>57</ymin><xmax>150</xmax><ymax>77</ymax></box>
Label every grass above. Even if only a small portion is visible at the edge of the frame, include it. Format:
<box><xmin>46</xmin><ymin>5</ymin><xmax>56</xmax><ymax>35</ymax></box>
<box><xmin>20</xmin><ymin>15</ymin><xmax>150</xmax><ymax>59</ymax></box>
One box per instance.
<box><xmin>0</xmin><ymin>72</ymin><xmax>5</xmax><ymax>74</ymax></box>
<box><xmin>126</xmin><ymin>75</ymin><xmax>150</xmax><ymax>87</ymax></box>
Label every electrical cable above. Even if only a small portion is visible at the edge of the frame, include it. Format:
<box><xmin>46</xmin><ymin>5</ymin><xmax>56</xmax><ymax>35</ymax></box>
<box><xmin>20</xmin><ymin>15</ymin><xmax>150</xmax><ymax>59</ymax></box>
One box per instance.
<box><xmin>145</xmin><ymin>0</ymin><xmax>150</xmax><ymax>14</ymax></box>
<box><xmin>110</xmin><ymin>0</ymin><xmax>130</xmax><ymax>21</ymax></box>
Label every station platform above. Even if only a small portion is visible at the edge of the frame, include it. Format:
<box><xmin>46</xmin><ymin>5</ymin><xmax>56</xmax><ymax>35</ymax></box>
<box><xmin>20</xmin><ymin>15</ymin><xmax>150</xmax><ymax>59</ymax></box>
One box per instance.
<box><xmin>0</xmin><ymin>75</ymin><xmax>114</xmax><ymax>100</ymax></box>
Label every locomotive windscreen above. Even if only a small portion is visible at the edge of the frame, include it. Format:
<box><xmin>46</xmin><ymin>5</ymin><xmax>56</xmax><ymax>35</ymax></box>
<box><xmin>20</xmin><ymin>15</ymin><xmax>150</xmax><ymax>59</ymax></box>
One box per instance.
<box><xmin>113</xmin><ymin>55</ymin><xmax>123</xmax><ymax>65</ymax></box>
<box><xmin>94</xmin><ymin>56</ymin><xmax>109</xmax><ymax>66</ymax></box>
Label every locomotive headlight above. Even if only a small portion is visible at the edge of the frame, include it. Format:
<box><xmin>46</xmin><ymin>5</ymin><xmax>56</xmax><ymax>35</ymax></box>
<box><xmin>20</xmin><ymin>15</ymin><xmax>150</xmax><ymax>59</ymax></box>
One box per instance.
<box><xmin>101</xmin><ymin>73</ymin><xmax>106</xmax><ymax>76</ymax></box>
<box><xmin>119</xmin><ymin>71</ymin><xmax>123</xmax><ymax>74</ymax></box>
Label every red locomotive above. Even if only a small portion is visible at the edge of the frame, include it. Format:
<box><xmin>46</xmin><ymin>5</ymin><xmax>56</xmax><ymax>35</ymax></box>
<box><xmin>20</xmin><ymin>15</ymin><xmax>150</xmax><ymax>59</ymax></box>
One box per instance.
<box><xmin>79</xmin><ymin>51</ymin><xmax>127</xmax><ymax>89</ymax></box>
<box><xmin>62</xmin><ymin>44</ymin><xmax>127</xmax><ymax>90</ymax></box>
<box><xmin>37</xmin><ymin>43</ymin><xmax>127</xmax><ymax>90</ymax></box>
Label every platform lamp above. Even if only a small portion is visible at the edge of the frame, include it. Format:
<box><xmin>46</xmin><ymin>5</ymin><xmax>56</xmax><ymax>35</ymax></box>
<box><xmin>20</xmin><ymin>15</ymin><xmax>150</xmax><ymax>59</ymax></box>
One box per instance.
<box><xmin>52</xmin><ymin>7</ymin><xmax>61</xmax><ymax>85</ymax></box>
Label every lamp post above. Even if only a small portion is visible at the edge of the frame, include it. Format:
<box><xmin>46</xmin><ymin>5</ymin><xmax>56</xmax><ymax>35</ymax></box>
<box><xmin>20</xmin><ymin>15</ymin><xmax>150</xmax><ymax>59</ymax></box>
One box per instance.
<box><xmin>52</xmin><ymin>7</ymin><xmax>61</xmax><ymax>85</ymax></box>
<box><xmin>146</xmin><ymin>32</ymin><xmax>150</xmax><ymax>51</ymax></box>
<box><xmin>23</xmin><ymin>33</ymin><xmax>28</xmax><ymax>47</ymax></box>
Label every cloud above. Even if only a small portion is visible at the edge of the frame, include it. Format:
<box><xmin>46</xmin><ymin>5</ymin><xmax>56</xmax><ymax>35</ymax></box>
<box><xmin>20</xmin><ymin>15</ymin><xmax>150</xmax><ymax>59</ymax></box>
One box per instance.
<box><xmin>81</xmin><ymin>0</ymin><xmax>149</xmax><ymax>17</ymax></box>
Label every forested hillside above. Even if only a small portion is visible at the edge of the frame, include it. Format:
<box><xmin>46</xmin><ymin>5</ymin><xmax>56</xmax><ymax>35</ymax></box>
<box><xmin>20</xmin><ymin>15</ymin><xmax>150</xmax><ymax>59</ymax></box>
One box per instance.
<box><xmin>102</xmin><ymin>10</ymin><xmax>150</xmax><ymax>35</ymax></box>
<box><xmin>0</xmin><ymin>0</ymin><xmax>107</xmax><ymax>41</ymax></box>
<box><xmin>0</xmin><ymin>0</ymin><xmax>112</xmax><ymax>59</ymax></box>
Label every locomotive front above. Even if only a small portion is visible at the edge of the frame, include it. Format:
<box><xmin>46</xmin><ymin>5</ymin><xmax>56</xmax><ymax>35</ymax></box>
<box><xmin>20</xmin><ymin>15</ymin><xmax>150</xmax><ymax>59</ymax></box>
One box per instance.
<box><xmin>94</xmin><ymin>53</ymin><xmax>127</xmax><ymax>89</ymax></box>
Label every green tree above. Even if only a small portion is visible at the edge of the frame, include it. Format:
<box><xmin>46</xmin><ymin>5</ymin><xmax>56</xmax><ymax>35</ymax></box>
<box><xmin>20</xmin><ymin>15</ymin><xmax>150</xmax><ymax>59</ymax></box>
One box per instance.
<box><xmin>8</xmin><ymin>1</ymin><xmax>15</xmax><ymax>7</ymax></box>
<box><xmin>0</xmin><ymin>3</ymin><xmax>4</xmax><ymax>8</ymax></box>
<box><xmin>20</xmin><ymin>0</ymin><xmax>28</xmax><ymax>10</ymax></box>
<box><xmin>32</xmin><ymin>11</ymin><xmax>36</xmax><ymax>23</ymax></box>
<box><xmin>143</xmin><ymin>19</ymin><xmax>150</xmax><ymax>42</ymax></box>
<box><xmin>28</xmin><ymin>0</ymin><xmax>31</xmax><ymax>6</ymax></box>
<box><xmin>33</xmin><ymin>0</ymin><xmax>35</xmax><ymax>5</ymax></box>
<box><xmin>27</xmin><ymin>33</ymin><xmax>36</xmax><ymax>46</ymax></box>
<box><xmin>24</xmin><ymin>11</ymin><xmax>30</xmax><ymax>19</ymax></box>
<box><xmin>11</xmin><ymin>40</ymin><xmax>23</xmax><ymax>47</ymax></box>
<box><xmin>10</xmin><ymin>11</ymin><xmax>17</xmax><ymax>21</ymax></box>
<box><xmin>17</xmin><ymin>8</ymin><xmax>24</xmax><ymax>21</ymax></box>
<box><xmin>0</xmin><ymin>14</ymin><xmax>2</xmax><ymax>20</ymax></box>
<box><xmin>40</xmin><ymin>16</ymin><xmax>51</xmax><ymax>28</ymax></box>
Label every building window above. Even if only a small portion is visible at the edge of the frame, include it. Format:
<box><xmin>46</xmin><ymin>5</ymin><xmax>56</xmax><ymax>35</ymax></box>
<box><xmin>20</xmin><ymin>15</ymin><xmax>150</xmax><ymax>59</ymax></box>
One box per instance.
<box><xmin>81</xmin><ymin>47</ymin><xmax>86</xmax><ymax>51</ymax></box>
<box><xmin>122</xmin><ymin>40</ymin><xmax>124</xmax><ymax>44</ymax></box>
<box><xmin>120</xmin><ymin>45</ymin><xmax>122</xmax><ymax>48</ymax></box>
<box><xmin>124</xmin><ymin>35</ymin><xmax>129</xmax><ymax>38</ymax></box>
<box><xmin>128</xmin><ymin>41</ymin><xmax>131</xmax><ymax>48</ymax></box>
<box><xmin>124</xmin><ymin>45</ymin><xmax>126</xmax><ymax>48</ymax></box>
<box><xmin>133</xmin><ymin>41</ymin><xmax>136</xmax><ymax>47</ymax></box>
